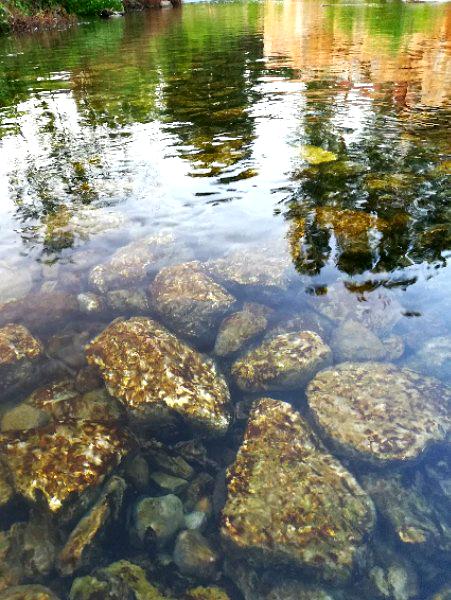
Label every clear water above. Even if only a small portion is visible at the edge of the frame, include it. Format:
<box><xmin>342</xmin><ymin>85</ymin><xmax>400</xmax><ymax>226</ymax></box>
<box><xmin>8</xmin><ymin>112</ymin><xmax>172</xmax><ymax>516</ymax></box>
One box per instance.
<box><xmin>0</xmin><ymin>0</ymin><xmax>450</xmax><ymax>598</ymax></box>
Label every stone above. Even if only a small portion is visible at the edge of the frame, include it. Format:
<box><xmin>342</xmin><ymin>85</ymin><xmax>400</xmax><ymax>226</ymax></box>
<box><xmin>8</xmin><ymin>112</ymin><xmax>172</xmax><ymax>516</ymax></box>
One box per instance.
<box><xmin>431</xmin><ymin>585</ymin><xmax>451</xmax><ymax>600</ymax></box>
<box><xmin>186</xmin><ymin>587</ymin><xmax>230</xmax><ymax>600</ymax></box>
<box><xmin>308</xmin><ymin>283</ymin><xmax>403</xmax><ymax>334</ymax></box>
<box><xmin>267</xmin><ymin>580</ymin><xmax>335</xmax><ymax>599</ymax></box>
<box><xmin>221</xmin><ymin>398</ymin><xmax>375</xmax><ymax>582</ymax></box>
<box><xmin>231</xmin><ymin>331</ymin><xmax>332</xmax><ymax>392</ymax></box>
<box><xmin>184</xmin><ymin>473</ymin><xmax>215</xmax><ymax>512</ymax></box>
<box><xmin>123</xmin><ymin>454</ymin><xmax>150</xmax><ymax>492</ymax></box>
<box><xmin>0</xmin><ymin>324</ymin><xmax>43</xmax><ymax>397</ymax></box>
<box><xmin>265</xmin><ymin>310</ymin><xmax>331</xmax><ymax>341</ymax></box>
<box><xmin>214</xmin><ymin>305</ymin><xmax>269</xmax><ymax>357</ymax></box>
<box><xmin>0</xmin><ymin>420</ymin><xmax>131</xmax><ymax>513</ymax></box>
<box><xmin>3</xmin><ymin>511</ymin><xmax>61</xmax><ymax>581</ymax></box>
<box><xmin>150</xmin><ymin>471</ymin><xmax>188</xmax><ymax>494</ymax></box>
<box><xmin>0</xmin><ymin>264</ymin><xmax>32</xmax><ymax>306</ymax></box>
<box><xmin>184</xmin><ymin>511</ymin><xmax>208</xmax><ymax>532</ymax></box>
<box><xmin>1</xmin><ymin>405</ymin><xmax>50</xmax><ymax>432</ymax></box>
<box><xmin>382</xmin><ymin>334</ymin><xmax>405</xmax><ymax>361</ymax></box>
<box><xmin>405</xmin><ymin>336</ymin><xmax>451</xmax><ymax>383</ymax></box>
<box><xmin>331</xmin><ymin>320</ymin><xmax>387</xmax><ymax>362</ymax></box>
<box><xmin>146</xmin><ymin>446</ymin><xmax>195</xmax><ymax>480</ymax></box>
<box><xmin>86</xmin><ymin>317</ymin><xmax>231</xmax><ymax>437</ymax></box>
<box><xmin>69</xmin><ymin>560</ymin><xmax>167</xmax><ymax>600</ymax></box>
<box><xmin>0</xmin><ymin>586</ymin><xmax>61</xmax><ymax>600</ymax></box>
<box><xmin>173</xmin><ymin>530</ymin><xmax>219</xmax><ymax>580</ymax></box>
<box><xmin>88</xmin><ymin>232</ymin><xmax>187</xmax><ymax>293</ymax></box>
<box><xmin>57</xmin><ymin>476</ymin><xmax>126</xmax><ymax>576</ymax></box>
<box><xmin>106</xmin><ymin>288</ymin><xmax>150</xmax><ymax>313</ymax></box>
<box><xmin>0</xmin><ymin>291</ymin><xmax>79</xmax><ymax>332</ymax></box>
<box><xmin>46</xmin><ymin>331</ymin><xmax>92</xmax><ymax>371</ymax></box>
<box><xmin>22</xmin><ymin>379</ymin><xmax>125</xmax><ymax>424</ymax></box>
<box><xmin>205</xmin><ymin>245</ymin><xmax>291</xmax><ymax>293</ymax></box>
<box><xmin>149</xmin><ymin>261</ymin><xmax>235</xmax><ymax>345</ymax></box>
<box><xmin>307</xmin><ymin>362</ymin><xmax>451</xmax><ymax>464</ymax></box>
<box><xmin>77</xmin><ymin>293</ymin><xmax>106</xmax><ymax>315</ymax></box>
<box><xmin>362</xmin><ymin>468</ymin><xmax>451</xmax><ymax>557</ymax></box>
<box><xmin>131</xmin><ymin>494</ymin><xmax>184</xmax><ymax>548</ymax></box>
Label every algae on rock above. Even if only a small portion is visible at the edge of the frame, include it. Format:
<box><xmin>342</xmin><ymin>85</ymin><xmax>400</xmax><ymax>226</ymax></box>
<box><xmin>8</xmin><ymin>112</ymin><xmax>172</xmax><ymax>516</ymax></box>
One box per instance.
<box><xmin>307</xmin><ymin>362</ymin><xmax>451</xmax><ymax>464</ymax></box>
<box><xmin>86</xmin><ymin>317</ymin><xmax>231</xmax><ymax>437</ymax></box>
<box><xmin>221</xmin><ymin>398</ymin><xmax>375</xmax><ymax>582</ymax></box>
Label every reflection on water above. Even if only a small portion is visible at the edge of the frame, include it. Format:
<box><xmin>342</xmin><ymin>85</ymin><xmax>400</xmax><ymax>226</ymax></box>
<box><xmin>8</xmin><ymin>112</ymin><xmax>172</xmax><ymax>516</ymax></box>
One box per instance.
<box><xmin>0</xmin><ymin>1</ymin><xmax>450</xmax><ymax>598</ymax></box>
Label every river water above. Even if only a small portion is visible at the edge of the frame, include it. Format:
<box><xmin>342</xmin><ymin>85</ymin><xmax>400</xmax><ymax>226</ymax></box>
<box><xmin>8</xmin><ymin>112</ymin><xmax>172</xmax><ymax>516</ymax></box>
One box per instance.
<box><xmin>0</xmin><ymin>1</ymin><xmax>450</xmax><ymax>599</ymax></box>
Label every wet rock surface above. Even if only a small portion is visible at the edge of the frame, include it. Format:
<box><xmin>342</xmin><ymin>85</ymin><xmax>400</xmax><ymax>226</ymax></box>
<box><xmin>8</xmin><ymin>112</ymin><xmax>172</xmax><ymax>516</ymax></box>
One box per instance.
<box><xmin>221</xmin><ymin>398</ymin><xmax>375</xmax><ymax>581</ymax></box>
<box><xmin>86</xmin><ymin>317</ymin><xmax>231</xmax><ymax>436</ymax></box>
<box><xmin>231</xmin><ymin>331</ymin><xmax>332</xmax><ymax>392</ymax></box>
<box><xmin>150</xmin><ymin>261</ymin><xmax>235</xmax><ymax>344</ymax></box>
<box><xmin>0</xmin><ymin>419</ymin><xmax>131</xmax><ymax>513</ymax></box>
<box><xmin>405</xmin><ymin>335</ymin><xmax>451</xmax><ymax>383</ymax></box>
<box><xmin>173</xmin><ymin>530</ymin><xmax>219</xmax><ymax>580</ymax></box>
<box><xmin>307</xmin><ymin>362</ymin><xmax>451</xmax><ymax>464</ymax></box>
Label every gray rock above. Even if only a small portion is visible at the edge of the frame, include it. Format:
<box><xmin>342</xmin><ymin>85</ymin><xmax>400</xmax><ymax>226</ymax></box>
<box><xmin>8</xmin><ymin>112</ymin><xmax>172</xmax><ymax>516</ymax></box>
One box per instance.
<box><xmin>86</xmin><ymin>317</ymin><xmax>231</xmax><ymax>437</ymax></box>
<box><xmin>405</xmin><ymin>336</ymin><xmax>451</xmax><ymax>383</ymax></box>
<box><xmin>307</xmin><ymin>362</ymin><xmax>451</xmax><ymax>464</ymax></box>
<box><xmin>0</xmin><ymin>291</ymin><xmax>79</xmax><ymax>332</ymax></box>
<box><xmin>173</xmin><ymin>530</ymin><xmax>219</xmax><ymax>580</ymax></box>
<box><xmin>331</xmin><ymin>320</ymin><xmax>387</xmax><ymax>362</ymax></box>
<box><xmin>150</xmin><ymin>261</ymin><xmax>235</xmax><ymax>345</ymax></box>
<box><xmin>123</xmin><ymin>454</ymin><xmax>150</xmax><ymax>492</ymax></box>
<box><xmin>382</xmin><ymin>334</ymin><xmax>405</xmax><ymax>361</ymax></box>
<box><xmin>77</xmin><ymin>293</ymin><xmax>106</xmax><ymax>314</ymax></box>
<box><xmin>184</xmin><ymin>511</ymin><xmax>208</xmax><ymax>532</ymax></box>
<box><xmin>231</xmin><ymin>331</ymin><xmax>332</xmax><ymax>392</ymax></box>
<box><xmin>132</xmin><ymin>494</ymin><xmax>184</xmax><ymax>548</ymax></box>
<box><xmin>146</xmin><ymin>446</ymin><xmax>194</xmax><ymax>480</ymax></box>
<box><xmin>221</xmin><ymin>398</ymin><xmax>375</xmax><ymax>582</ymax></box>
<box><xmin>150</xmin><ymin>471</ymin><xmax>188</xmax><ymax>494</ymax></box>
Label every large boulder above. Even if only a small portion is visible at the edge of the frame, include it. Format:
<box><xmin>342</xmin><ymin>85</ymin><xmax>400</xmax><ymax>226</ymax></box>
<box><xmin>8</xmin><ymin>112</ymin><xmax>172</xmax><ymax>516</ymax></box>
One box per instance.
<box><xmin>86</xmin><ymin>317</ymin><xmax>231</xmax><ymax>437</ymax></box>
<box><xmin>149</xmin><ymin>261</ymin><xmax>235</xmax><ymax>345</ymax></box>
<box><xmin>88</xmin><ymin>232</ymin><xmax>188</xmax><ymax>293</ymax></box>
<box><xmin>231</xmin><ymin>331</ymin><xmax>332</xmax><ymax>392</ymax></box>
<box><xmin>221</xmin><ymin>398</ymin><xmax>375</xmax><ymax>582</ymax></box>
<box><xmin>307</xmin><ymin>362</ymin><xmax>451</xmax><ymax>465</ymax></box>
<box><xmin>0</xmin><ymin>324</ymin><xmax>43</xmax><ymax>397</ymax></box>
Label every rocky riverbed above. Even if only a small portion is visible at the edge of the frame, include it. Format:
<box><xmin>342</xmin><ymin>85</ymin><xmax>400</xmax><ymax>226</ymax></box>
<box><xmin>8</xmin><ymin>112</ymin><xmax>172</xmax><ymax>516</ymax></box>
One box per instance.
<box><xmin>0</xmin><ymin>233</ymin><xmax>450</xmax><ymax>600</ymax></box>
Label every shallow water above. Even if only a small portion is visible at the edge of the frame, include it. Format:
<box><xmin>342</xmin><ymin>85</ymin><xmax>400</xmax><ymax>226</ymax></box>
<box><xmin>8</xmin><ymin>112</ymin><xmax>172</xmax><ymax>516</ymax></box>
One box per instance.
<box><xmin>0</xmin><ymin>0</ymin><xmax>450</xmax><ymax>598</ymax></box>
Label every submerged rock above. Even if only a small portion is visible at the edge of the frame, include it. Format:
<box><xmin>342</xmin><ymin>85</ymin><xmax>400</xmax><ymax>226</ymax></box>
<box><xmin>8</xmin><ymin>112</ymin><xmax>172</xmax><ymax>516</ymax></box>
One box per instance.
<box><xmin>214</xmin><ymin>304</ymin><xmax>269</xmax><ymax>357</ymax></box>
<box><xmin>231</xmin><ymin>331</ymin><xmax>332</xmax><ymax>392</ymax></box>
<box><xmin>205</xmin><ymin>246</ymin><xmax>291</xmax><ymax>294</ymax></box>
<box><xmin>331</xmin><ymin>320</ymin><xmax>387</xmax><ymax>362</ymax></box>
<box><xmin>221</xmin><ymin>398</ymin><xmax>375</xmax><ymax>581</ymax></box>
<box><xmin>307</xmin><ymin>362</ymin><xmax>451</xmax><ymax>464</ymax></box>
<box><xmin>77</xmin><ymin>293</ymin><xmax>107</xmax><ymax>315</ymax></box>
<box><xmin>106</xmin><ymin>288</ymin><xmax>150</xmax><ymax>313</ymax></box>
<box><xmin>0</xmin><ymin>586</ymin><xmax>61</xmax><ymax>600</ymax></box>
<box><xmin>0</xmin><ymin>420</ymin><xmax>131</xmax><ymax>513</ymax></box>
<box><xmin>0</xmin><ymin>463</ymin><xmax>13</xmax><ymax>508</ymax></box>
<box><xmin>299</xmin><ymin>145</ymin><xmax>337</xmax><ymax>165</ymax></box>
<box><xmin>308</xmin><ymin>283</ymin><xmax>403</xmax><ymax>334</ymax></box>
<box><xmin>173</xmin><ymin>530</ymin><xmax>219</xmax><ymax>580</ymax></box>
<box><xmin>186</xmin><ymin>587</ymin><xmax>231</xmax><ymax>600</ymax></box>
<box><xmin>57</xmin><ymin>476</ymin><xmax>126</xmax><ymax>576</ymax></box>
<box><xmin>69</xmin><ymin>560</ymin><xmax>167</xmax><ymax>600</ymax></box>
<box><xmin>405</xmin><ymin>335</ymin><xmax>451</xmax><ymax>383</ymax></box>
<box><xmin>0</xmin><ymin>291</ymin><xmax>79</xmax><ymax>333</ymax></box>
<box><xmin>149</xmin><ymin>261</ymin><xmax>235</xmax><ymax>344</ymax></box>
<box><xmin>0</xmin><ymin>324</ymin><xmax>43</xmax><ymax>397</ymax></box>
<box><xmin>88</xmin><ymin>232</ymin><xmax>187</xmax><ymax>293</ymax></box>
<box><xmin>131</xmin><ymin>494</ymin><xmax>184</xmax><ymax>548</ymax></box>
<box><xmin>86</xmin><ymin>317</ymin><xmax>231</xmax><ymax>437</ymax></box>
<box><xmin>0</xmin><ymin>264</ymin><xmax>33</xmax><ymax>306</ymax></box>
<box><xmin>362</xmin><ymin>468</ymin><xmax>451</xmax><ymax>557</ymax></box>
